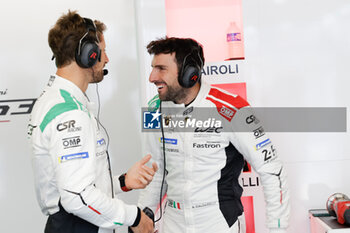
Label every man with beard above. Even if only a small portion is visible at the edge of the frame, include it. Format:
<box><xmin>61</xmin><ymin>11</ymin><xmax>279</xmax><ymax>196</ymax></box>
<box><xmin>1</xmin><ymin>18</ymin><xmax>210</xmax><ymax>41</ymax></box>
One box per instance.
<box><xmin>138</xmin><ymin>37</ymin><xmax>290</xmax><ymax>233</ymax></box>
<box><xmin>28</xmin><ymin>11</ymin><xmax>156</xmax><ymax>233</ymax></box>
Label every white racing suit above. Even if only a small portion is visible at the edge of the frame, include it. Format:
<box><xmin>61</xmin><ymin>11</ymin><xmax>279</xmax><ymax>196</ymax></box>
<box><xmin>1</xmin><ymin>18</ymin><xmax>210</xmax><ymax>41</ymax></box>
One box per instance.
<box><xmin>28</xmin><ymin>75</ymin><xmax>138</xmax><ymax>233</ymax></box>
<box><xmin>138</xmin><ymin>82</ymin><xmax>290</xmax><ymax>233</ymax></box>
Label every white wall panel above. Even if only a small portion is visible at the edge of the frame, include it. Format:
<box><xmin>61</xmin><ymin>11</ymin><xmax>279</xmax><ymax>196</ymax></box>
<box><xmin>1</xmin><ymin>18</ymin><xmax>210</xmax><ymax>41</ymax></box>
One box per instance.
<box><xmin>244</xmin><ymin>1</ymin><xmax>350</xmax><ymax>232</ymax></box>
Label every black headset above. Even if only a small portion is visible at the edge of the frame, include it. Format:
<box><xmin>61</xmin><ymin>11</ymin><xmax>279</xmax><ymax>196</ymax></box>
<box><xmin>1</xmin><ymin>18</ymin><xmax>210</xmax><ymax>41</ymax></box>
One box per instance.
<box><xmin>178</xmin><ymin>47</ymin><xmax>204</xmax><ymax>88</ymax></box>
<box><xmin>75</xmin><ymin>17</ymin><xmax>101</xmax><ymax>68</ymax></box>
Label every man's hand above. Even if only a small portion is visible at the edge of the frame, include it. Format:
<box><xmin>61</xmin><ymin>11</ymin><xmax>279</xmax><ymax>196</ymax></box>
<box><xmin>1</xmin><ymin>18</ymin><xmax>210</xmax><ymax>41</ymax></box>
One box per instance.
<box><xmin>125</xmin><ymin>154</ymin><xmax>158</xmax><ymax>189</ymax></box>
<box><xmin>130</xmin><ymin>209</ymin><xmax>154</xmax><ymax>233</ymax></box>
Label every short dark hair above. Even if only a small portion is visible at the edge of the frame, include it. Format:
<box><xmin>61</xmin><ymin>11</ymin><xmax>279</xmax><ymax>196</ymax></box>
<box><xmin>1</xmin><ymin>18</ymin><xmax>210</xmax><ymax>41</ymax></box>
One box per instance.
<box><xmin>48</xmin><ymin>10</ymin><xmax>106</xmax><ymax>67</ymax></box>
<box><xmin>146</xmin><ymin>37</ymin><xmax>205</xmax><ymax>73</ymax></box>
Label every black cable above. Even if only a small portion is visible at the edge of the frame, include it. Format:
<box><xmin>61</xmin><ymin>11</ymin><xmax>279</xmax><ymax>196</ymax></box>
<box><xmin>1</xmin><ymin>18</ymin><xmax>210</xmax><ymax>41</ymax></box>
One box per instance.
<box><xmin>155</xmin><ymin>101</ymin><xmax>166</xmax><ymax>223</ymax></box>
<box><xmin>96</xmin><ymin>83</ymin><xmax>101</xmax><ymax>120</ymax></box>
<box><xmin>95</xmin><ymin>83</ymin><xmax>110</xmax><ymax>150</ymax></box>
<box><xmin>94</xmin><ymin>83</ymin><xmax>114</xmax><ymax>202</ymax></box>
<box><xmin>95</xmin><ymin>81</ymin><xmax>116</xmax><ymax>233</ymax></box>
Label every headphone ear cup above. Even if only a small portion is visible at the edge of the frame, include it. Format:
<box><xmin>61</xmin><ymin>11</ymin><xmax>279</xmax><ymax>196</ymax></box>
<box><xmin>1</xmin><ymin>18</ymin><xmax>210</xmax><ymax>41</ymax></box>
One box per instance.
<box><xmin>76</xmin><ymin>40</ymin><xmax>101</xmax><ymax>68</ymax></box>
<box><xmin>179</xmin><ymin>64</ymin><xmax>200</xmax><ymax>88</ymax></box>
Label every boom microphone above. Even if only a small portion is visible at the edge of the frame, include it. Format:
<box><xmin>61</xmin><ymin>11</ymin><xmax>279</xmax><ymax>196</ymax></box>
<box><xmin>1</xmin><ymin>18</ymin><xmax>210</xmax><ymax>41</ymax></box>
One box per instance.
<box><xmin>103</xmin><ymin>69</ymin><xmax>108</xmax><ymax>76</ymax></box>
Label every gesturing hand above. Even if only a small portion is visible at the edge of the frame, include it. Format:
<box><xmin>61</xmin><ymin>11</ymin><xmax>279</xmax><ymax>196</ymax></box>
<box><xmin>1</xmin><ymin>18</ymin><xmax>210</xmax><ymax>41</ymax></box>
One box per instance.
<box><xmin>125</xmin><ymin>154</ymin><xmax>158</xmax><ymax>190</ymax></box>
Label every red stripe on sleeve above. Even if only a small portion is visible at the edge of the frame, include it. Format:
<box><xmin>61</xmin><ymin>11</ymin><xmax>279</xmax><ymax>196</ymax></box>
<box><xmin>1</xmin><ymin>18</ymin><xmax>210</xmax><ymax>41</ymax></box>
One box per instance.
<box><xmin>208</xmin><ymin>88</ymin><xmax>249</xmax><ymax>109</ymax></box>
<box><xmin>88</xmin><ymin>205</ymin><xmax>101</xmax><ymax>215</ymax></box>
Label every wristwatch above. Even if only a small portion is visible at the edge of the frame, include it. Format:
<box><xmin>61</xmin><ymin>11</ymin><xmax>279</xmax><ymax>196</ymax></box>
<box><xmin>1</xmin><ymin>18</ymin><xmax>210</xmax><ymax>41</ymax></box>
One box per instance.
<box><xmin>118</xmin><ymin>173</ymin><xmax>132</xmax><ymax>192</ymax></box>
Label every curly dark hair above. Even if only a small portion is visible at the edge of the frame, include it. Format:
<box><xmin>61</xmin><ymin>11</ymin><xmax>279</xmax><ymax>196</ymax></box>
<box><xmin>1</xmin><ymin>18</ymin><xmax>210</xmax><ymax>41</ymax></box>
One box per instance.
<box><xmin>48</xmin><ymin>10</ymin><xmax>106</xmax><ymax>67</ymax></box>
<box><xmin>146</xmin><ymin>37</ymin><xmax>205</xmax><ymax>73</ymax></box>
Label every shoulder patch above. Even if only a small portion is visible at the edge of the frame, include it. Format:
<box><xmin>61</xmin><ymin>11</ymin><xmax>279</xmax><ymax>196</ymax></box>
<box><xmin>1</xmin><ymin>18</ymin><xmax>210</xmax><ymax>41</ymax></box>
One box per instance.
<box><xmin>40</xmin><ymin>89</ymin><xmax>88</xmax><ymax>132</ymax></box>
<box><xmin>206</xmin><ymin>96</ymin><xmax>237</xmax><ymax>122</ymax></box>
<box><xmin>147</xmin><ymin>94</ymin><xmax>160</xmax><ymax>111</ymax></box>
<box><xmin>208</xmin><ymin>88</ymin><xmax>249</xmax><ymax>109</ymax></box>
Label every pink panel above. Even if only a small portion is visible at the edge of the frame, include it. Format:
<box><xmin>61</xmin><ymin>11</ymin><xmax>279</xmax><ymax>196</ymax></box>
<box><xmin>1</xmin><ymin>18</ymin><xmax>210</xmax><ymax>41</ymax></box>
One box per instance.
<box><xmin>165</xmin><ymin>0</ymin><xmax>245</xmax><ymax>62</ymax></box>
<box><xmin>241</xmin><ymin>196</ymin><xmax>256</xmax><ymax>233</ymax></box>
<box><xmin>213</xmin><ymin>83</ymin><xmax>255</xmax><ymax>233</ymax></box>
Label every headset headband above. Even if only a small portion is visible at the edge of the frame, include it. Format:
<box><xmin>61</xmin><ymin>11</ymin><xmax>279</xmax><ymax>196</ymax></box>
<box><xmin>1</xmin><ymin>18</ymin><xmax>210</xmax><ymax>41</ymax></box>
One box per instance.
<box><xmin>83</xmin><ymin>18</ymin><xmax>97</xmax><ymax>33</ymax></box>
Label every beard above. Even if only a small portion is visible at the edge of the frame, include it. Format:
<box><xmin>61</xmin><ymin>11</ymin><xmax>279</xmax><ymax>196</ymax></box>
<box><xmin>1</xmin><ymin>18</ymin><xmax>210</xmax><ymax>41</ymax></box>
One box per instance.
<box><xmin>160</xmin><ymin>84</ymin><xmax>188</xmax><ymax>104</ymax></box>
<box><xmin>90</xmin><ymin>69</ymin><xmax>104</xmax><ymax>83</ymax></box>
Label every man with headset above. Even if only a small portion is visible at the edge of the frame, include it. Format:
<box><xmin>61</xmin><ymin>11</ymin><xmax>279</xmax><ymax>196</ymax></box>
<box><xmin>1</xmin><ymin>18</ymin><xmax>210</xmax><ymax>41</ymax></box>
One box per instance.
<box><xmin>28</xmin><ymin>11</ymin><xmax>156</xmax><ymax>233</ymax></box>
<box><xmin>138</xmin><ymin>37</ymin><xmax>290</xmax><ymax>233</ymax></box>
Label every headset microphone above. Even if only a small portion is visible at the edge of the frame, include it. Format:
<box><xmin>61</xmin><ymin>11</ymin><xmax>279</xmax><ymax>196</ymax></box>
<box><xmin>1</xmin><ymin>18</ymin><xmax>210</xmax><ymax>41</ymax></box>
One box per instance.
<box><xmin>103</xmin><ymin>69</ymin><xmax>108</xmax><ymax>76</ymax></box>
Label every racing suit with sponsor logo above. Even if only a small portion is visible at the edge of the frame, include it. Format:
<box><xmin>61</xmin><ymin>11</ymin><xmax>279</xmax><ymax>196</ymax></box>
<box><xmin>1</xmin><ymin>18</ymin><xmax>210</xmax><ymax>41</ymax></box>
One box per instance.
<box><xmin>138</xmin><ymin>82</ymin><xmax>290</xmax><ymax>233</ymax></box>
<box><xmin>28</xmin><ymin>75</ymin><xmax>138</xmax><ymax>233</ymax></box>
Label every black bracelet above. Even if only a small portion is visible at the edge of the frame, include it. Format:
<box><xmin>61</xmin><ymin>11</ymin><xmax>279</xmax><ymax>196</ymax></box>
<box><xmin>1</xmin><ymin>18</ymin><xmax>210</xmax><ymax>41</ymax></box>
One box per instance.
<box><xmin>131</xmin><ymin>207</ymin><xmax>141</xmax><ymax>227</ymax></box>
<box><xmin>118</xmin><ymin>173</ymin><xmax>132</xmax><ymax>192</ymax></box>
